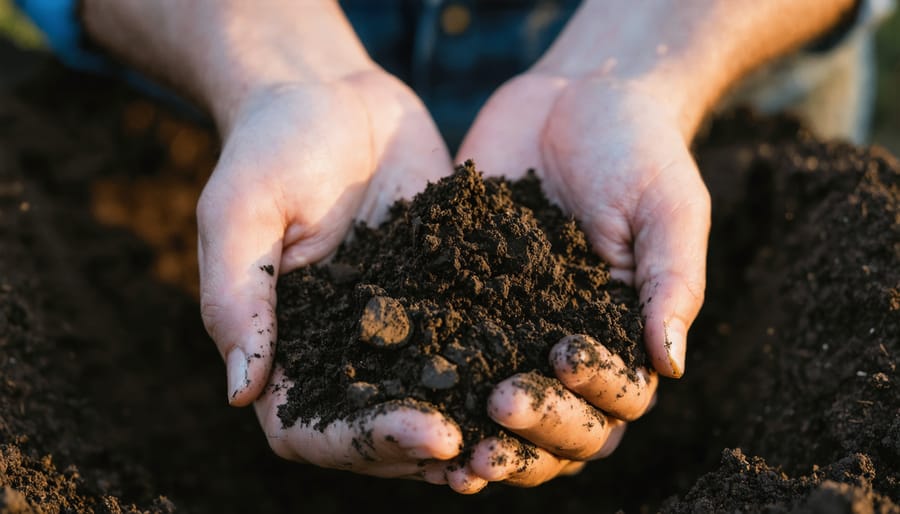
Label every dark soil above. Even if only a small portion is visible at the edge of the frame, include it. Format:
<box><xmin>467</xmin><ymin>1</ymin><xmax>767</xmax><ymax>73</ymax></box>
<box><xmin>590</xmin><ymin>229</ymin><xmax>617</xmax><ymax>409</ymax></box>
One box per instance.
<box><xmin>0</xmin><ymin>43</ymin><xmax>897</xmax><ymax>513</ymax></box>
<box><xmin>276</xmin><ymin>162</ymin><xmax>644</xmax><ymax>447</ymax></box>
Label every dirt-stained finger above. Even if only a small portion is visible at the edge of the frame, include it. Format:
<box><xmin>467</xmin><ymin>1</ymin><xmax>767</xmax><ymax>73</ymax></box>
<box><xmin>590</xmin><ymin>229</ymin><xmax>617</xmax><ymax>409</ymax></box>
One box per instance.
<box><xmin>487</xmin><ymin>372</ymin><xmax>613</xmax><ymax>460</ymax></box>
<box><xmin>550</xmin><ymin>334</ymin><xmax>658</xmax><ymax>421</ymax></box>
<box><xmin>254</xmin><ymin>368</ymin><xmax>462</xmax><ymax>474</ymax></box>
<box><xmin>446</xmin><ymin>461</ymin><xmax>488</xmax><ymax>494</ymax></box>
<box><xmin>590</xmin><ymin>418</ymin><xmax>627</xmax><ymax>460</ymax></box>
<box><xmin>469</xmin><ymin>436</ymin><xmax>574</xmax><ymax>487</ymax></box>
<box><xmin>419</xmin><ymin>461</ymin><xmax>450</xmax><ymax>485</ymax></box>
<box><xmin>559</xmin><ymin>461</ymin><xmax>586</xmax><ymax>476</ymax></box>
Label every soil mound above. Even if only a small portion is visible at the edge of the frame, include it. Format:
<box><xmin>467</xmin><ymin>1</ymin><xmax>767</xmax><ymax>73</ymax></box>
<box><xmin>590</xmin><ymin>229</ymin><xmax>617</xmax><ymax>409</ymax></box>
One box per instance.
<box><xmin>660</xmin><ymin>112</ymin><xmax>899</xmax><ymax>512</ymax></box>
<box><xmin>276</xmin><ymin>162</ymin><xmax>644</xmax><ymax>446</ymax></box>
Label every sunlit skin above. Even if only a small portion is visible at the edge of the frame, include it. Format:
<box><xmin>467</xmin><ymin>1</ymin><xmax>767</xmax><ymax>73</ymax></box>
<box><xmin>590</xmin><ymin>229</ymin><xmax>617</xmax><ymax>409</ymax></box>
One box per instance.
<box><xmin>82</xmin><ymin>0</ymin><xmax>855</xmax><ymax>492</ymax></box>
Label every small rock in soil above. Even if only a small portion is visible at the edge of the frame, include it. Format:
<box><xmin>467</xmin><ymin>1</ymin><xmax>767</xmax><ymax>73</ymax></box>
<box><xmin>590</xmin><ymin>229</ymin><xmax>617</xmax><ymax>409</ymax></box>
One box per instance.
<box><xmin>421</xmin><ymin>355</ymin><xmax>459</xmax><ymax>390</ymax></box>
<box><xmin>358</xmin><ymin>295</ymin><xmax>411</xmax><ymax>349</ymax></box>
<box><xmin>346</xmin><ymin>381</ymin><xmax>380</xmax><ymax>409</ymax></box>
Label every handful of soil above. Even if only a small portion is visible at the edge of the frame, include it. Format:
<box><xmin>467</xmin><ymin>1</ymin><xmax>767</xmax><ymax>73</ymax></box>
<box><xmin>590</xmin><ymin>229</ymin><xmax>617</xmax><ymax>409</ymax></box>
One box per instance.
<box><xmin>276</xmin><ymin>161</ymin><xmax>646</xmax><ymax>447</ymax></box>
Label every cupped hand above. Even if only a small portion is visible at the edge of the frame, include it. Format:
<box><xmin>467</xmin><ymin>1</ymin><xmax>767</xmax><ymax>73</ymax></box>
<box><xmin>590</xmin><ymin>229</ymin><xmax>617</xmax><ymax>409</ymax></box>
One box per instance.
<box><xmin>453</xmin><ymin>70</ymin><xmax>710</xmax><ymax>486</ymax></box>
<box><xmin>196</xmin><ymin>69</ymin><xmax>462</xmax><ymax>478</ymax></box>
<box><xmin>253</xmin><ymin>369</ymin><xmax>462</xmax><ymax>482</ymax></box>
<box><xmin>457</xmin><ymin>334</ymin><xmax>658</xmax><ymax>490</ymax></box>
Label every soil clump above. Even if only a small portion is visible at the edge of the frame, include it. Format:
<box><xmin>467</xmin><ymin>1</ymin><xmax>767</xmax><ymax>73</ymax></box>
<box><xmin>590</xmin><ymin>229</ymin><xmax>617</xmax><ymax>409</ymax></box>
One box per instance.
<box><xmin>275</xmin><ymin>162</ymin><xmax>645</xmax><ymax>446</ymax></box>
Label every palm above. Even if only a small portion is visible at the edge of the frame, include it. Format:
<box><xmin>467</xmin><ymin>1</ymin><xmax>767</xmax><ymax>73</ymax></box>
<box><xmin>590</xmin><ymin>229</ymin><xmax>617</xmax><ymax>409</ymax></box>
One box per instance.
<box><xmin>453</xmin><ymin>72</ymin><xmax>708</xmax><ymax>487</ymax></box>
<box><xmin>459</xmin><ymin>72</ymin><xmax>709</xmax><ymax>376</ymax></box>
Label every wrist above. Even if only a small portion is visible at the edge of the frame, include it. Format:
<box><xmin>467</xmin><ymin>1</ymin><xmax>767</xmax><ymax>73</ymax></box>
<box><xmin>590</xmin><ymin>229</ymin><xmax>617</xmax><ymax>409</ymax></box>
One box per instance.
<box><xmin>530</xmin><ymin>0</ymin><xmax>856</xmax><ymax>140</ymax></box>
<box><xmin>193</xmin><ymin>3</ymin><xmax>379</xmax><ymax>135</ymax></box>
<box><xmin>529</xmin><ymin>3</ymin><xmax>729</xmax><ymax>140</ymax></box>
<box><xmin>82</xmin><ymin>0</ymin><xmax>376</xmax><ymax>134</ymax></box>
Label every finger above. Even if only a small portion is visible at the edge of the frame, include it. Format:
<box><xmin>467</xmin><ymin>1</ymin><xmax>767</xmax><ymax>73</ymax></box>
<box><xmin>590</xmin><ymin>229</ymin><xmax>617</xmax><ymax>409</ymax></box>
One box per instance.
<box><xmin>469</xmin><ymin>436</ymin><xmax>573</xmax><ymax>487</ymax></box>
<box><xmin>549</xmin><ymin>334</ymin><xmax>658</xmax><ymax>421</ymax></box>
<box><xmin>592</xmin><ymin>419</ymin><xmax>627</xmax><ymax>459</ymax></box>
<box><xmin>420</xmin><ymin>461</ymin><xmax>450</xmax><ymax>485</ymax></box>
<box><xmin>397</xmin><ymin>461</ymin><xmax>459</xmax><ymax>484</ymax></box>
<box><xmin>255</xmin><ymin>369</ymin><xmax>463</xmax><ymax>475</ymax></box>
<box><xmin>197</xmin><ymin>177</ymin><xmax>284</xmax><ymax>406</ymax></box>
<box><xmin>446</xmin><ymin>462</ymin><xmax>488</xmax><ymax>494</ymax></box>
<box><xmin>559</xmin><ymin>461</ymin><xmax>586</xmax><ymax>476</ymax></box>
<box><xmin>487</xmin><ymin>372</ymin><xmax>614</xmax><ymax>460</ymax></box>
<box><xmin>632</xmin><ymin>151</ymin><xmax>710</xmax><ymax>378</ymax></box>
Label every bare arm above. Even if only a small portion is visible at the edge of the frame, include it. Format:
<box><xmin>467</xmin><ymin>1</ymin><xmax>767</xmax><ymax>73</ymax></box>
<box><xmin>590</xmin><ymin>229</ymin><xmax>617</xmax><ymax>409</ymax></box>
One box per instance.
<box><xmin>533</xmin><ymin>0</ymin><xmax>857</xmax><ymax>137</ymax></box>
<box><xmin>81</xmin><ymin>0</ymin><xmax>375</xmax><ymax>133</ymax></box>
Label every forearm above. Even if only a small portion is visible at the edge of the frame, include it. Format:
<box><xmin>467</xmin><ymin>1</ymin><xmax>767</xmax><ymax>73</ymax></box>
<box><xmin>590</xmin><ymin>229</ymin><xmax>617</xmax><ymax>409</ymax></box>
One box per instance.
<box><xmin>81</xmin><ymin>0</ymin><xmax>374</xmax><ymax>133</ymax></box>
<box><xmin>533</xmin><ymin>0</ymin><xmax>856</xmax><ymax>137</ymax></box>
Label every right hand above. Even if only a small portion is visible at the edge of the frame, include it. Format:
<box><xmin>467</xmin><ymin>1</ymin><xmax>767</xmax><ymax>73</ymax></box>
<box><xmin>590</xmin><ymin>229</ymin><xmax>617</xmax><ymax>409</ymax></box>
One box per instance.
<box><xmin>196</xmin><ymin>68</ymin><xmax>466</xmax><ymax>482</ymax></box>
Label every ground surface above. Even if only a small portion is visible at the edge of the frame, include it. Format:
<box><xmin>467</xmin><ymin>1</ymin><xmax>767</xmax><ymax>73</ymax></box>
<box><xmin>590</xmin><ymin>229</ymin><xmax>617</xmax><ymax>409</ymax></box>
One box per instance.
<box><xmin>0</xmin><ymin>46</ymin><xmax>897</xmax><ymax>513</ymax></box>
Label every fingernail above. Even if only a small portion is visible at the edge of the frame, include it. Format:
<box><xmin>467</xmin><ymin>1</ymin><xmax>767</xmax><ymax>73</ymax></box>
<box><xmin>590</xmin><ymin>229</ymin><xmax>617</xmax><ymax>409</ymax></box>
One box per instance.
<box><xmin>664</xmin><ymin>320</ymin><xmax>687</xmax><ymax>378</ymax></box>
<box><xmin>227</xmin><ymin>347</ymin><xmax>249</xmax><ymax>402</ymax></box>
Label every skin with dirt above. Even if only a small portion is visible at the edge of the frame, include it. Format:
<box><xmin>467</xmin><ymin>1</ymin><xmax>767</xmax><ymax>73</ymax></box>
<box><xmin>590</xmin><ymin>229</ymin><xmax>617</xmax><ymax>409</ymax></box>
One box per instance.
<box><xmin>0</xmin><ymin>46</ymin><xmax>897</xmax><ymax>513</ymax></box>
<box><xmin>275</xmin><ymin>161</ymin><xmax>646</xmax><ymax>449</ymax></box>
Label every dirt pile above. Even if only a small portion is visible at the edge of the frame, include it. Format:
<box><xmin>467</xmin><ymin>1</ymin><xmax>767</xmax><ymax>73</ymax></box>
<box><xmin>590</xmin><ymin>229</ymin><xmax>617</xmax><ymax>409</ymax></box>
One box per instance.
<box><xmin>0</xmin><ymin>43</ymin><xmax>896</xmax><ymax>513</ymax></box>
<box><xmin>276</xmin><ymin>162</ymin><xmax>644</xmax><ymax>446</ymax></box>
<box><xmin>661</xmin><ymin>112</ymin><xmax>899</xmax><ymax>512</ymax></box>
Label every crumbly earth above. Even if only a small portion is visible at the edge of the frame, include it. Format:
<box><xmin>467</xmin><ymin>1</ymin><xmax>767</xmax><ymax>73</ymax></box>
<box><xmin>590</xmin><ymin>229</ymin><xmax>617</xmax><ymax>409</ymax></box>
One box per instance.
<box><xmin>275</xmin><ymin>162</ymin><xmax>645</xmax><ymax>447</ymax></box>
<box><xmin>657</xmin><ymin>110</ymin><xmax>899</xmax><ymax>513</ymax></box>
<box><xmin>0</xmin><ymin>44</ymin><xmax>896</xmax><ymax>513</ymax></box>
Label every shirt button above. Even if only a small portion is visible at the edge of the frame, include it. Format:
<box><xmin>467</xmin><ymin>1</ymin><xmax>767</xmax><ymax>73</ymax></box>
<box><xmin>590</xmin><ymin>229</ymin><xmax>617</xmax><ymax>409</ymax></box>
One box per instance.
<box><xmin>441</xmin><ymin>3</ymin><xmax>471</xmax><ymax>35</ymax></box>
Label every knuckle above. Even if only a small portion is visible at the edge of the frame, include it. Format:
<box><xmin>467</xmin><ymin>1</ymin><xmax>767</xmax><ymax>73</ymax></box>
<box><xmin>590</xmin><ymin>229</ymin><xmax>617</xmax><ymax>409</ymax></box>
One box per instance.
<box><xmin>199</xmin><ymin>296</ymin><xmax>224</xmax><ymax>341</ymax></box>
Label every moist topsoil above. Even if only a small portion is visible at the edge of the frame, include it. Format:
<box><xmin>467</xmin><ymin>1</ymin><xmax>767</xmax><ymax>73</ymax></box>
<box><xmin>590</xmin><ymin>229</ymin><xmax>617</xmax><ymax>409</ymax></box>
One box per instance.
<box><xmin>0</xmin><ymin>43</ymin><xmax>898</xmax><ymax>513</ymax></box>
<box><xmin>275</xmin><ymin>162</ymin><xmax>645</xmax><ymax>449</ymax></box>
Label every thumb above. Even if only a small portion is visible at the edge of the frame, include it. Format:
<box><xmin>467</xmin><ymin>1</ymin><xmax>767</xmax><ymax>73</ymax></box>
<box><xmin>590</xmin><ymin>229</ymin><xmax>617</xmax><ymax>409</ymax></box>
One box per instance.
<box><xmin>633</xmin><ymin>154</ymin><xmax>710</xmax><ymax>378</ymax></box>
<box><xmin>197</xmin><ymin>181</ymin><xmax>285</xmax><ymax>406</ymax></box>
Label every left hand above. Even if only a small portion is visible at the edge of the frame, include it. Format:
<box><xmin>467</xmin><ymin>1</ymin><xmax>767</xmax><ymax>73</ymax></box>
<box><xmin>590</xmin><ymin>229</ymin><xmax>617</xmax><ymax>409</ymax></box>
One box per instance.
<box><xmin>449</xmin><ymin>67</ymin><xmax>709</xmax><ymax>488</ymax></box>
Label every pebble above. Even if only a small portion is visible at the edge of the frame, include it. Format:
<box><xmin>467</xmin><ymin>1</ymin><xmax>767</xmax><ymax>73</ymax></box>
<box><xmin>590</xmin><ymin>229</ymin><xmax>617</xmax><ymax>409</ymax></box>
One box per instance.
<box><xmin>358</xmin><ymin>296</ymin><xmax>411</xmax><ymax>349</ymax></box>
<box><xmin>421</xmin><ymin>355</ymin><xmax>459</xmax><ymax>390</ymax></box>
<box><xmin>346</xmin><ymin>381</ymin><xmax>380</xmax><ymax>409</ymax></box>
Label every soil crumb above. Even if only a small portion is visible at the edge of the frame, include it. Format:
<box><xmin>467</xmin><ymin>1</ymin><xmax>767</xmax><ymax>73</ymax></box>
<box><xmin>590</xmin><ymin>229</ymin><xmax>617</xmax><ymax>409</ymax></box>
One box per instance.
<box><xmin>275</xmin><ymin>162</ymin><xmax>646</xmax><ymax>446</ymax></box>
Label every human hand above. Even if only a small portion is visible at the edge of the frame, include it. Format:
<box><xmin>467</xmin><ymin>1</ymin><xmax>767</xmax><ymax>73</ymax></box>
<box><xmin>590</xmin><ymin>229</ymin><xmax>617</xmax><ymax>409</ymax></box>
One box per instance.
<box><xmin>460</xmin><ymin>72</ymin><xmax>710</xmax><ymax>376</ymax></box>
<box><xmin>196</xmin><ymin>68</ymin><xmax>463</xmax><ymax>478</ymax></box>
<box><xmin>450</xmin><ymin>63</ymin><xmax>709</xmax><ymax>487</ymax></box>
<box><xmin>464</xmin><ymin>334</ymin><xmax>658</xmax><ymax>489</ymax></box>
